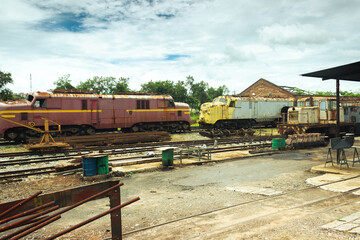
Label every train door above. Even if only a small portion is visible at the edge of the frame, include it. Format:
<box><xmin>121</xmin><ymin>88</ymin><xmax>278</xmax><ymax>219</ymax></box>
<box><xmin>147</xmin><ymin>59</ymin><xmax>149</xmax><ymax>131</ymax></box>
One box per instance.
<box><xmin>319</xmin><ymin>101</ymin><xmax>327</xmax><ymax>123</ymax></box>
<box><xmin>328</xmin><ymin>100</ymin><xmax>337</xmax><ymax>121</ymax></box>
<box><xmin>91</xmin><ymin>100</ymin><xmax>99</xmax><ymax>126</ymax></box>
<box><xmin>253</xmin><ymin>101</ymin><xmax>258</xmax><ymax>119</ymax></box>
<box><xmin>167</xmin><ymin>100</ymin><xmax>176</xmax><ymax>121</ymax></box>
<box><xmin>32</xmin><ymin>98</ymin><xmax>48</xmax><ymax>125</ymax></box>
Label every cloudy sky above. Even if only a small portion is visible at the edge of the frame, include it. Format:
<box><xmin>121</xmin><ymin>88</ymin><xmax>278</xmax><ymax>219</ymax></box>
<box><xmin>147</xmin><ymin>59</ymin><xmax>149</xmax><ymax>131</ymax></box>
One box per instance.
<box><xmin>0</xmin><ymin>0</ymin><xmax>359</xmax><ymax>94</ymax></box>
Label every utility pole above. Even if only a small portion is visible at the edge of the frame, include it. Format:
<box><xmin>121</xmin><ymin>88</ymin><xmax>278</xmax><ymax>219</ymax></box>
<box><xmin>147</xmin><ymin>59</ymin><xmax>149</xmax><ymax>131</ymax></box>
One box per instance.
<box><xmin>30</xmin><ymin>74</ymin><xmax>32</xmax><ymax>92</ymax></box>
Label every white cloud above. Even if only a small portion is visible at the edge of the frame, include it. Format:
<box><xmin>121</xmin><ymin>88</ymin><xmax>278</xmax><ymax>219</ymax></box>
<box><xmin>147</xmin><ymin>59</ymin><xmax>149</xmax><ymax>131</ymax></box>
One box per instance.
<box><xmin>258</xmin><ymin>24</ymin><xmax>333</xmax><ymax>46</ymax></box>
<box><xmin>1</xmin><ymin>0</ymin><xmax>360</xmax><ymax>95</ymax></box>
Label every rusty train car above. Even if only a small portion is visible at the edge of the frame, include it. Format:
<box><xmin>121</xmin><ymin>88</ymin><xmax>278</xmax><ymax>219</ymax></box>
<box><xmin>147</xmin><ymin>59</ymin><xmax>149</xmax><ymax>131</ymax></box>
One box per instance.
<box><xmin>277</xmin><ymin>96</ymin><xmax>360</xmax><ymax>136</ymax></box>
<box><xmin>0</xmin><ymin>92</ymin><xmax>191</xmax><ymax>142</ymax></box>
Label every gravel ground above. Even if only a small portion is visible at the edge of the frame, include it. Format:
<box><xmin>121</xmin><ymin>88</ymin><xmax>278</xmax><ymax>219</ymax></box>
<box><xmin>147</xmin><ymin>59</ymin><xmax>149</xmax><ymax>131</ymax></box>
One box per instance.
<box><xmin>1</xmin><ymin>134</ymin><xmax>360</xmax><ymax>239</ymax></box>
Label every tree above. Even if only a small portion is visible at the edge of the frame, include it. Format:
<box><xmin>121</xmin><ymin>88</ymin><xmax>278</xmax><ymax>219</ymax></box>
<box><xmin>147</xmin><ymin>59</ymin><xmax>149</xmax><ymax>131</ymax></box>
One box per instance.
<box><xmin>77</xmin><ymin>76</ymin><xmax>117</xmax><ymax>94</ymax></box>
<box><xmin>76</xmin><ymin>76</ymin><xmax>132</xmax><ymax>94</ymax></box>
<box><xmin>114</xmin><ymin>77</ymin><xmax>131</xmax><ymax>93</ymax></box>
<box><xmin>140</xmin><ymin>80</ymin><xmax>175</xmax><ymax>95</ymax></box>
<box><xmin>53</xmin><ymin>74</ymin><xmax>75</xmax><ymax>90</ymax></box>
<box><xmin>0</xmin><ymin>70</ymin><xmax>14</xmax><ymax>101</ymax></box>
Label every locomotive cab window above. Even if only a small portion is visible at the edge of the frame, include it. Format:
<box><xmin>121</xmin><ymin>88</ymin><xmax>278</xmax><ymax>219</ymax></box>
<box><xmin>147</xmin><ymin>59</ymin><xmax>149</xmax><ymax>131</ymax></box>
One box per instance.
<box><xmin>219</xmin><ymin>98</ymin><xmax>228</xmax><ymax>104</ymax></box>
<box><xmin>229</xmin><ymin>101</ymin><xmax>235</xmax><ymax>107</ymax></box>
<box><xmin>34</xmin><ymin>99</ymin><xmax>47</xmax><ymax>108</ymax></box>
<box><xmin>167</xmin><ymin>100</ymin><xmax>175</xmax><ymax>108</ymax></box>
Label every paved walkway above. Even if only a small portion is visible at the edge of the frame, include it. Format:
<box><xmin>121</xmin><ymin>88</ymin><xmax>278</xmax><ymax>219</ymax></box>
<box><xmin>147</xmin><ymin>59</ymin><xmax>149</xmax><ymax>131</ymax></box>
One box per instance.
<box><xmin>321</xmin><ymin>211</ymin><xmax>360</xmax><ymax>234</ymax></box>
<box><xmin>310</xmin><ymin>164</ymin><xmax>360</xmax><ymax>235</ymax></box>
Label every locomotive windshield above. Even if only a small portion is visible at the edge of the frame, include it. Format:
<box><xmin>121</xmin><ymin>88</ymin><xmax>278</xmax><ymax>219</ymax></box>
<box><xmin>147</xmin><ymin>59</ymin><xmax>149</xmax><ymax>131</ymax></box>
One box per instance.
<box><xmin>213</xmin><ymin>97</ymin><xmax>228</xmax><ymax>104</ymax></box>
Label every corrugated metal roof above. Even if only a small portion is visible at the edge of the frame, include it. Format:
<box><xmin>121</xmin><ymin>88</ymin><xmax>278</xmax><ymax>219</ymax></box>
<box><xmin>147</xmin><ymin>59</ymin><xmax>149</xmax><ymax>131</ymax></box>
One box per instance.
<box><xmin>302</xmin><ymin>61</ymin><xmax>360</xmax><ymax>81</ymax></box>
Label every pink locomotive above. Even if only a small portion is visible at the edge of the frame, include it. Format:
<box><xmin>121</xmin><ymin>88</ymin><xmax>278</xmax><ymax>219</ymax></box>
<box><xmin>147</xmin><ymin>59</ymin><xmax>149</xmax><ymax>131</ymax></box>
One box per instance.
<box><xmin>0</xmin><ymin>92</ymin><xmax>191</xmax><ymax>142</ymax></box>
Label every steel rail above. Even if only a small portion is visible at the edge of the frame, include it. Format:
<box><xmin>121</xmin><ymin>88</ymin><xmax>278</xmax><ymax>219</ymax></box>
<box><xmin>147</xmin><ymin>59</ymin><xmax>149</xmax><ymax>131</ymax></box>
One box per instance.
<box><xmin>0</xmin><ymin>135</ymin><xmax>279</xmax><ymax>159</ymax></box>
<box><xmin>122</xmin><ymin>174</ymin><xmax>360</xmax><ymax>237</ymax></box>
<box><xmin>0</xmin><ymin>141</ymin><xmax>273</xmax><ymax>181</ymax></box>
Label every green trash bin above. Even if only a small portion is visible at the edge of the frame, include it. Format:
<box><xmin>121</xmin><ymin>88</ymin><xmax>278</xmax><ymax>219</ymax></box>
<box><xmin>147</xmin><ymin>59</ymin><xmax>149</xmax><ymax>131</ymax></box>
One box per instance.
<box><xmin>162</xmin><ymin>149</ymin><xmax>174</xmax><ymax>166</ymax></box>
<box><xmin>272</xmin><ymin>138</ymin><xmax>285</xmax><ymax>150</ymax></box>
<box><xmin>96</xmin><ymin>155</ymin><xmax>109</xmax><ymax>175</ymax></box>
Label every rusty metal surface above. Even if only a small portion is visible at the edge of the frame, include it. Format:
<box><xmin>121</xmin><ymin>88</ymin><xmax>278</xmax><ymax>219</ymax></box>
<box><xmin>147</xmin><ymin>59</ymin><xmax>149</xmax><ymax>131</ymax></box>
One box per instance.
<box><xmin>11</xmin><ymin>215</ymin><xmax>61</xmax><ymax>240</ymax></box>
<box><xmin>45</xmin><ymin>197</ymin><xmax>140</xmax><ymax>240</ymax></box>
<box><xmin>0</xmin><ymin>181</ymin><xmax>126</xmax><ymax>240</ymax></box>
<box><xmin>0</xmin><ymin>181</ymin><xmax>120</xmax><ymax>215</ymax></box>
<box><xmin>0</xmin><ymin>191</ymin><xmax>42</xmax><ymax>219</ymax></box>
<box><xmin>33</xmin><ymin>91</ymin><xmax>173</xmax><ymax>100</ymax></box>
<box><xmin>0</xmin><ymin>205</ymin><xmax>59</xmax><ymax>233</ymax></box>
<box><xmin>0</xmin><ymin>201</ymin><xmax>55</xmax><ymax>225</ymax></box>
<box><xmin>28</xmin><ymin>131</ymin><xmax>171</xmax><ymax>147</ymax></box>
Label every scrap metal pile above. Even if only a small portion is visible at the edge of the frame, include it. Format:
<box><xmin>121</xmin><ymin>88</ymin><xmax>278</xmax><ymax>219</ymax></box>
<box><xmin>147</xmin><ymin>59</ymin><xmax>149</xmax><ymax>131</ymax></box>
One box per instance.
<box><xmin>28</xmin><ymin>131</ymin><xmax>171</xmax><ymax>148</ymax></box>
<box><xmin>0</xmin><ymin>181</ymin><xmax>139</xmax><ymax>239</ymax></box>
<box><xmin>199</xmin><ymin>128</ymin><xmax>255</xmax><ymax>138</ymax></box>
<box><xmin>285</xmin><ymin>133</ymin><xmax>327</xmax><ymax>149</ymax></box>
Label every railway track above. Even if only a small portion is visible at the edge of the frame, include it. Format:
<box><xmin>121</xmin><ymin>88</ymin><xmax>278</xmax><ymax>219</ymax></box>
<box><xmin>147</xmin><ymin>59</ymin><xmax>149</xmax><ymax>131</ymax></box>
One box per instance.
<box><xmin>122</xmin><ymin>175</ymin><xmax>360</xmax><ymax>238</ymax></box>
<box><xmin>0</xmin><ymin>134</ymin><xmax>278</xmax><ymax>159</ymax></box>
<box><xmin>0</xmin><ymin>137</ymin><xmax>274</xmax><ymax>181</ymax></box>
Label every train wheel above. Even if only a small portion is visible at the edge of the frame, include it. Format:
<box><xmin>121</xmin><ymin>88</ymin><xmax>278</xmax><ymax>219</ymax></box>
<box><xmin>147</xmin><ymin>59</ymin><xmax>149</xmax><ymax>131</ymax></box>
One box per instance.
<box><xmin>182</xmin><ymin>123</ymin><xmax>190</xmax><ymax>131</ymax></box>
<box><xmin>5</xmin><ymin>130</ymin><xmax>18</xmax><ymax>141</ymax></box>
<box><xmin>86</xmin><ymin>127</ymin><xmax>96</xmax><ymax>135</ymax></box>
<box><xmin>132</xmin><ymin>125</ymin><xmax>139</xmax><ymax>132</ymax></box>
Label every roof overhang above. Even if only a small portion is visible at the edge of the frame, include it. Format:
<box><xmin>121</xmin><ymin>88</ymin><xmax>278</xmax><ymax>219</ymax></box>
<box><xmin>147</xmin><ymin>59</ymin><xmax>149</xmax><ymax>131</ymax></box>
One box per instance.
<box><xmin>301</xmin><ymin>61</ymin><xmax>360</xmax><ymax>81</ymax></box>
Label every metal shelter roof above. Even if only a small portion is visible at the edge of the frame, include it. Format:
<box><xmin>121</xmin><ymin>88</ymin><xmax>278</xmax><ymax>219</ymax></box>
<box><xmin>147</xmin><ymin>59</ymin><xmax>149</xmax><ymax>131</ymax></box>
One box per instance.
<box><xmin>302</xmin><ymin>61</ymin><xmax>360</xmax><ymax>81</ymax></box>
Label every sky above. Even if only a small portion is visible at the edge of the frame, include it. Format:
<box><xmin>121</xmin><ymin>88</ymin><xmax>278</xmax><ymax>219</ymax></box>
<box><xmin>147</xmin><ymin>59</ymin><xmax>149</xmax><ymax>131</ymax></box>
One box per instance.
<box><xmin>0</xmin><ymin>0</ymin><xmax>360</xmax><ymax>95</ymax></box>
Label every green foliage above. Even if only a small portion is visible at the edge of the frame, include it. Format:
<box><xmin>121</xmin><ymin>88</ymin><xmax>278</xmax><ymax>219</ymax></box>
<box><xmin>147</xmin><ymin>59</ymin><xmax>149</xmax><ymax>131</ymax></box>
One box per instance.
<box><xmin>53</xmin><ymin>74</ymin><xmax>75</xmax><ymax>90</ymax></box>
<box><xmin>0</xmin><ymin>70</ymin><xmax>14</xmax><ymax>101</ymax></box>
<box><xmin>77</xmin><ymin>76</ymin><xmax>116</xmax><ymax>94</ymax></box>
<box><xmin>54</xmin><ymin>74</ymin><xmax>228</xmax><ymax>111</ymax></box>
<box><xmin>190</xmin><ymin>111</ymin><xmax>199</xmax><ymax>127</ymax></box>
<box><xmin>77</xmin><ymin>76</ymin><xmax>132</xmax><ymax>94</ymax></box>
<box><xmin>114</xmin><ymin>77</ymin><xmax>131</xmax><ymax>93</ymax></box>
<box><xmin>140</xmin><ymin>75</ymin><xmax>229</xmax><ymax>110</ymax></box>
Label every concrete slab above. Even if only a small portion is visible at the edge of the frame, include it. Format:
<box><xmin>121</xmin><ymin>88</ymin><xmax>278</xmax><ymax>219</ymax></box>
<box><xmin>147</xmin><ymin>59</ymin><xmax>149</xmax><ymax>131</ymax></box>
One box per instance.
<box><xmin>321</xmin><ymin>220</ymin><xmax>345</xmax><ymax>229</ymax></box>
<box><xmin>307</xmin><ymin>165</ymin><xmax>360</xmax><ymax>193</ymax></box>
<box><xmin>349</xmin><ymin>227</ymin><xmax>360</xmax><ymax>234</ymax></box>
<box><xmin>333</xmin><ymin>223</ymin><xmax>359</xmax><ymax>231</ymax></box>
<box><xmin>311</xmin><ymin>165</ymin><xmax>360</xmax><ymax>175</ymax></box>
<box><xmin>340</xmin><ymin>212</ymin><xmax>360</xmax><ymax>222</ymax></box>
<box><xmin>307</xmin><ymin>174</ymin><xmax>360</xmax><ymax>193</ymax></box>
